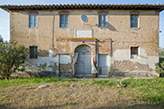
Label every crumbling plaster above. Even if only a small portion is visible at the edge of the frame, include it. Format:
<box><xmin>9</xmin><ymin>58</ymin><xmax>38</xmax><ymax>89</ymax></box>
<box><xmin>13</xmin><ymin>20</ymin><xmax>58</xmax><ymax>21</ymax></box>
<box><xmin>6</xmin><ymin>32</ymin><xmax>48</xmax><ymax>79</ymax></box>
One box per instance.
<box><xmin>25</xmin><ymin>52</ymin><xmax>72</xmax><ymax>75</ymax></box>
<box><xmin>9</xmin><ymin>9</ymin><xmax>160</xmax><ymax>77</ymax></box>
<box><xmin>113</xmin><ymin>47</ymin><xmax>158</xmax><ymax>69</ymax></box>
<box><xmin>10</xmin><ymin>10</ymin><xmax>159</xmax><ymax>54</ymax></box>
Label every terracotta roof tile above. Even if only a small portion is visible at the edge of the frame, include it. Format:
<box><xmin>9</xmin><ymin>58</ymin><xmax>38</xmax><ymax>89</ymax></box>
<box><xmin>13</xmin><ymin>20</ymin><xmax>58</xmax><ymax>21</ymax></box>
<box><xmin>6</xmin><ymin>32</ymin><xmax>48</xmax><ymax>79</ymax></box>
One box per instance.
<box><xmin>0</xmin><ymin>4</ymin><xmax>164</xmax><ymax>12</ymax></box>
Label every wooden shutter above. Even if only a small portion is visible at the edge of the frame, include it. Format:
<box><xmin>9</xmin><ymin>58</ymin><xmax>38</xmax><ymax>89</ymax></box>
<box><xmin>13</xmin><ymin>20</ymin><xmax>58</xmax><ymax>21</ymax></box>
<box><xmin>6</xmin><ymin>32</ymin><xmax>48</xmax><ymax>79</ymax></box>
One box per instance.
<box><xmin>65</xmin><ymin>15</ymin><xmax>68</xmax><ymax>27</ymax></box>
<box><xmin>29</xmin><ymin>15</ymin><xmax>34</xmax><ymax>28</ymax></box>
<box><xmin>99</xmin><ymin>15</ymin><xmax>103</xmax><ymax>27</ymax></box>
<box><xmin>131</xmin><ymin>14</ymin><xmax>138</xmax><ymax>28</ymax></box>
<box><xmin>34</xmin><ymin>15</ymin><xmax>38</xmax><ymax>27</ymax></box>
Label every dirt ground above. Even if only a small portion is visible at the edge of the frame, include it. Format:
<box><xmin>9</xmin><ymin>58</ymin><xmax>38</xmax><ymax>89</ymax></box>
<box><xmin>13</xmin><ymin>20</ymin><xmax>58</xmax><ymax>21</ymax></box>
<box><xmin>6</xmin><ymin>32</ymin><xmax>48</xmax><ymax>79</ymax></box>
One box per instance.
<box><xmin>0</xmin><ymin>81</ymin><xmax>161</xmax><ymax>109</ymax></box>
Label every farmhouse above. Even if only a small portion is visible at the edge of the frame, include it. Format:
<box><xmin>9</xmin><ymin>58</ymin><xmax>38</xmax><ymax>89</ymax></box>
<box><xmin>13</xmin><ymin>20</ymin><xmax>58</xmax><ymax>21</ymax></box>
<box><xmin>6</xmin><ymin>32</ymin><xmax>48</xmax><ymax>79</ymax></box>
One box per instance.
<box><xmin>0</xmin><ymin>4</ymin><xmax>164</xmax><ymax>77</ymax></box>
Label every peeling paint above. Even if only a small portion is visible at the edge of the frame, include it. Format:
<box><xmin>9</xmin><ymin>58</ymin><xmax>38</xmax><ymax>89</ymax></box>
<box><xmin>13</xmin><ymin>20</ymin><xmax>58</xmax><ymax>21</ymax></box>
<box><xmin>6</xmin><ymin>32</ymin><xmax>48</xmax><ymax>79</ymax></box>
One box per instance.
<box><xmin>113</xmin><ymin>48</ymin><xmax>158</xmax><ymax>69</ymax></box>
<box><xmin>10</xmin><ymin>10</ymin><xmax>160</xmax><ymax>77</ymax></box>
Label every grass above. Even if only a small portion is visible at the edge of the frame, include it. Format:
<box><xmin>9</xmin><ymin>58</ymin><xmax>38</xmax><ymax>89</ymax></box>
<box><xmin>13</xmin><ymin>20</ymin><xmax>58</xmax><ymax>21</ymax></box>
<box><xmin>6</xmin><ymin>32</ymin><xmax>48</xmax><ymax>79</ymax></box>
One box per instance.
<box><xmin>91</xmin><ymin>79</ymin><xmax>118</xmax><ymax>87</ymax></box>
<box><xmin>122</xmin><ymin>77</ymin><xmax>164</xmax><ymax>104</ymax></box>
<box><xmin>0</xmin><ymin>77</ymin><xmax>164</xmax><ymax>108</ymax></box>
<box><xmin>0</xmin><ymin>77</ymin><xmax>117</xmax><ymax>88</ymax></box>
<box><xmin>0</xmin><ymin>77</ymin><xmax>79</xmax><ymax>88</ymax></box>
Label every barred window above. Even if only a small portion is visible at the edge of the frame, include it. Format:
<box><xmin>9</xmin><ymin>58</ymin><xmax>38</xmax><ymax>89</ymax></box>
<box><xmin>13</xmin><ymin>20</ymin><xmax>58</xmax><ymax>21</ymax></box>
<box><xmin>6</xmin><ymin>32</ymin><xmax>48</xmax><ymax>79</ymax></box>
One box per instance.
<box><xmin>29</xmin><ymin>46</ymin><xmax>38</xmax><ymax>58</ymax></box>
<box><xmin>131</xmin><ymin>47</ymin><xmax>138</xmax><ymax>55</ymax></box>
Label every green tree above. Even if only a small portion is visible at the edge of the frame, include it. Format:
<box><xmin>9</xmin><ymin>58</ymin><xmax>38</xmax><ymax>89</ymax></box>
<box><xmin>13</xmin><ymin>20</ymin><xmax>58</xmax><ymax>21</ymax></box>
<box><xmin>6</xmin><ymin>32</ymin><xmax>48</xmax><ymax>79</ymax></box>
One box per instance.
<box><xmin>155</xmin><ymin>62</ymin><xmax>164</xmax><ymax>74</ymax></box>
<box><xmin>0</xmin><ymin>38</ymin><xmax>3</xmax><ymax>43</ymax></box>
<box><xmin>0</xmin><ymin>40</ymin><xmax>28</xmax><ymax>79</ymax></box>
<box><xmin>159</xmin><ymin>49</ymin><xmax>164</xmax><ymax>56</ymax></box>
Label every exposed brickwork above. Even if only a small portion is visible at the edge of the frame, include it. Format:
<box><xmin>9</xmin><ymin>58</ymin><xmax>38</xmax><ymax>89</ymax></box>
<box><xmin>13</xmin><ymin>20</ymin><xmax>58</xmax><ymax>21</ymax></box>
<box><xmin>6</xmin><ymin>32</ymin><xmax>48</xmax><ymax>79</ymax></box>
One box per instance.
<box><xmin>8</xmin><ymin>9</ymin><xmax>160</xmax><ymax>77</ymax></box>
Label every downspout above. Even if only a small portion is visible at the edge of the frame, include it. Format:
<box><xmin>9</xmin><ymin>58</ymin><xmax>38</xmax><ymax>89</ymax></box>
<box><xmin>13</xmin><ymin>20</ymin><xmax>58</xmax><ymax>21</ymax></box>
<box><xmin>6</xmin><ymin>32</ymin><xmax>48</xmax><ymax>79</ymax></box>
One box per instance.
<box><xmin>52</xmin><ymin>14</ymin><xmax>60</xmax><ymax>77</ymax></box>
<box><xmin>58</xmin><ymin>54</ymin><xmax>60</xmax><ymax>77</ymax></box>
<box><xmin>52</xmin><ymin>15</ymin><xmax>55</xmax><ymax>48</ymax></box>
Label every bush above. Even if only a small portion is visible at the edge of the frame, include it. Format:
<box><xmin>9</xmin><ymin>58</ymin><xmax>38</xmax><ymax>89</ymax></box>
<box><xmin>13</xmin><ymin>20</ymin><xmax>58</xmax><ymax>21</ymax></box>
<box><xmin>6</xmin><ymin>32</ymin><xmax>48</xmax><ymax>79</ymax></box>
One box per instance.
<box><xmin>155</xmin><ymin>62</ymin><xmax>164</xmax><ymax>74</ymax></box>
<box><xmin>0</xmin><ymin>40</ymin><xmax>28</xmax><ymax>79</ymax></box>
<box><xmin>160</xmin><ymin>57</ymin><xmax>164</xmax><ymax>63</ymax></box>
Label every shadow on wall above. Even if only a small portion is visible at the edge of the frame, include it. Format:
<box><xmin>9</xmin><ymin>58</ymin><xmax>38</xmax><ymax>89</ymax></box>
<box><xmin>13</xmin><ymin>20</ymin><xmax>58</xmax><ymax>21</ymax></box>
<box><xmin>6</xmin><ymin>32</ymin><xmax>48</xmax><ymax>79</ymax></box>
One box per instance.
<box><xmin>38</xmin><ymin>49</ymin><xmax>49</xmax><ymax>57</ymax></box>
<box><xmin>84</xmin><ymin>22</ymin><xmax>117</xmax><ymax>31</ymax></box>
<box><xmin>107</xmin><ymin>22</ymin><xmax>117</xmax><ymax>31</ymax></box>
<box><xmin>38</xmin><ymin>49</ymin><xmax>58</xmax><ymax>57</ymax></box>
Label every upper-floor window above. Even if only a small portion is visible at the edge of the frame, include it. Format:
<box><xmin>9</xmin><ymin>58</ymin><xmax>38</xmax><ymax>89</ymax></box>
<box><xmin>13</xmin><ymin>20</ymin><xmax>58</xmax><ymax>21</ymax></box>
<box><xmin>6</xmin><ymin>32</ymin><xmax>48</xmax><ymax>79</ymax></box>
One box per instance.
<box><xmin>60</xmin><ymin>14</ymin><xmax>68</xmax><ymax>27</ymax></box>
<box><xmin>99</xmin><ymin>14</ymin><xmax>108</xmax><ymax>27</ymax></box>
<box><xmin>29</xmin><ymin>15</ymin><xmax>38</xmax><ymax>28</ymax></box>
<box><xmin>29</xmin><ymin>46</ymin><xmax>38</xmax><ymax>59</ymax></box>
<box><xmin>130</xmin><ymin>14</ymin><xmax>139</xmax><ymax>28</ymax></box>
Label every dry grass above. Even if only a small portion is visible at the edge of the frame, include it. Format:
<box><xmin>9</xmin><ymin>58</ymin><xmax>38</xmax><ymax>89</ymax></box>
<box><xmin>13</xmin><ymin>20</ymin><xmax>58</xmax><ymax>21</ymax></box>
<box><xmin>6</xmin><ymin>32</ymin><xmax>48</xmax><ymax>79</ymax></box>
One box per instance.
<box><xmin>0</xmin><ymin>80</ymin><xmax>161</xmax><ymax>109</ymax></box>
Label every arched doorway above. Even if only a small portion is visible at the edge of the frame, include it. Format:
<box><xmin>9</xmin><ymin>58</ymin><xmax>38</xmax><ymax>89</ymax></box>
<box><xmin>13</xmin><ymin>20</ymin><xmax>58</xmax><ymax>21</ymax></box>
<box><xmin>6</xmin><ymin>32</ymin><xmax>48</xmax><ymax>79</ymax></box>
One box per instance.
<box><xmin>74</xmin><ymin>45</ymin><xmax>92</xmax><ymax>77</ymax></box>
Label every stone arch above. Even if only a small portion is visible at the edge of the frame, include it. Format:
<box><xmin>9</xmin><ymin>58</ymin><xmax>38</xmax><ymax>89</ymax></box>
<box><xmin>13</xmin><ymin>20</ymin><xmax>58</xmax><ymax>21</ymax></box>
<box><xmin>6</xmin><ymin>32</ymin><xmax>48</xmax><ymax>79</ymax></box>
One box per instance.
<box><xmin>74</xmin><ymin>44</ymin><xmax>92</xmax><ymax>53</ymax></box>
<box><xmin>73</xmin><ymin>44</ymin><xmax>92</xmax><ymax>77</ymax></box>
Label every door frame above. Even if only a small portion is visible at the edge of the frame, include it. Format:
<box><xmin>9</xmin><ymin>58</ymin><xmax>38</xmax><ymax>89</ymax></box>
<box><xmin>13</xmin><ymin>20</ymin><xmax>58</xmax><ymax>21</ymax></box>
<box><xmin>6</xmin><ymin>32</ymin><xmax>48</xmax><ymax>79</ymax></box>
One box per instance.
<box><xmin>97</xmin><ymin>54</ymin><xmax>109</xmax><ymax>77</ymax></box>
<box><xmin>74</xmin><ymin>44</ymin><xmax>92</xmax><ymax>77</ymax></box>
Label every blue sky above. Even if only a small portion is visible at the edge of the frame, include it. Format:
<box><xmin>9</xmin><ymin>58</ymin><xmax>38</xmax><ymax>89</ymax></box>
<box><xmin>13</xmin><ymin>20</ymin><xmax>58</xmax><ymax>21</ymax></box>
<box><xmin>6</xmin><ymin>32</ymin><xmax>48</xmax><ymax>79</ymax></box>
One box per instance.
<box><xmin>0</xmin><ymin>0</ymin><xmax>164</xmax><ymax>48</ymax></box>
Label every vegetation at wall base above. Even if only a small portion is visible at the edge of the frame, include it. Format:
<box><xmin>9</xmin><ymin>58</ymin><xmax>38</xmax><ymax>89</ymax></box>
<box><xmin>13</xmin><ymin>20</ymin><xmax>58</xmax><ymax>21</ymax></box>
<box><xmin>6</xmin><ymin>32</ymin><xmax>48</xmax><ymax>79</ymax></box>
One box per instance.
<box><xmin>160</xmin><ymin>57</ymin><xmax>164</xmax><ymax>63</ymax></box>
<box><xmin>123</xmin><ymin>78</ymin><xmax>164</xmax><ymax>104</ymax></box>
<box><xmin>155</xmin><ymin>62</ymin><xmax>164</xmax><ymax>74</ymax></box>
<box><xmin>159</xmin><ymin>48</ymin><xmax>164</xmax><ymax>57</ymax></box>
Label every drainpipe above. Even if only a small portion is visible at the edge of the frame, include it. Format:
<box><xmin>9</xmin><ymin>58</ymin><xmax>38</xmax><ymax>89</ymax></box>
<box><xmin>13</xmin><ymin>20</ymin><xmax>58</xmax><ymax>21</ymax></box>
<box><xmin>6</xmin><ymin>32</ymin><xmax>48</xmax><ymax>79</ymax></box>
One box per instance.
<box><xmin>52</xmin><ymin>15</ymin><xmax>55</xmax><ymax>48</ymax></box>
<box><xmin>59</xmin><ymin>54</ymin><xmax>60</xmax><ymax>77</ymax></box>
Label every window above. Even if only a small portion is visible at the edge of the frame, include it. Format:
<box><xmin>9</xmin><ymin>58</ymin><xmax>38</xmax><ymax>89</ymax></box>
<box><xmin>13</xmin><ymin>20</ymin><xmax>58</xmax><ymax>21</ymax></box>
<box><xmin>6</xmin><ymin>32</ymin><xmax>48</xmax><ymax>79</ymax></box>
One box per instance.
<box><xmin>29</xmin><ymin>46</ymin><xmax>38</xmax><ymax>58</ymax></box>
<box><xmin>99</xmin><ymin>14</ymin><xmax>108</xmax><ymax>27</ymax></box>
<box><xmin>60</xmin><ymin>14</ymin><xmax>68</xmax><ymax>27</ymax></box>
<box><xmin>29</xmin><ymin>15</ymin><xmax>38</xmax><ymax>28</ymax></box>
<box><xmin>130</xmin><ymin>14</ymin><xmax>139</xmax><ymax>28</ymax></box>
<box><xmin>131</xmin><ymin>47</ymin><xmax>138</xmax><ymax>59</ymax></box>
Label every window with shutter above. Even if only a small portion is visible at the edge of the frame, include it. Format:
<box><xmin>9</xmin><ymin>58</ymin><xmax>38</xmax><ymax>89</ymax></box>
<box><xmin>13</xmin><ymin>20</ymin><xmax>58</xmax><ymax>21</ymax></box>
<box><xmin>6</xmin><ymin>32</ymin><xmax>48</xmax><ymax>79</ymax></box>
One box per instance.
<box><xmin>130</xmin><ymin>14</ymin><xmax>139</xmax><ymax>28</ymax></box>
<box><xmin>99</xmin><ymin>14</ymin><xmax>108</xmax><ymax>27</ymax></box>
<box><xmin>60</xmin><ymin>14</ymin><xmax>69</xmax><ymax>27</ymax></box>
<box><xmin>29</xmin><ymin>15</ymin><xmax>38</xmax><ymax>28</ymax></box>
<box><xmin>29</xmin><ymin>46</ymin><xmax>38</xmax><ymax>59</ymax></box>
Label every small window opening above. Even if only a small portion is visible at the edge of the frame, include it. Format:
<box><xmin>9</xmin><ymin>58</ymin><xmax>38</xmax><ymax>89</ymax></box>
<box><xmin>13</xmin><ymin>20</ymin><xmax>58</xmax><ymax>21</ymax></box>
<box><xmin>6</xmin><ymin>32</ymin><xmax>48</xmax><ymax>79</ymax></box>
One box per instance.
<box><xmin>131</xmin><ymin>47</ymin><xmax>138</xmax><ymax>59</ymax></box>
<box><xmin>29</xmin><ymin>46</ymin><xmax>38</xmax><ymax>58</ymax></box>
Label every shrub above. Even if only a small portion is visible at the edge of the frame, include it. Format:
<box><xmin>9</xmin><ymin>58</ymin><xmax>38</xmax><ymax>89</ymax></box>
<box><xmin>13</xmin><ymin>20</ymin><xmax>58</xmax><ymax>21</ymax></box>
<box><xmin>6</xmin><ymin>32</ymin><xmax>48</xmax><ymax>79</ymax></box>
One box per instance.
<box><xmin>0</xmin><ymin>40</ymin><xmax>28</xmax><ymax>79</ymax></box>
<box><xmin>155</xmin><ymin>62</ymin><xmax>164</xmax><ymax>74</ymax></box>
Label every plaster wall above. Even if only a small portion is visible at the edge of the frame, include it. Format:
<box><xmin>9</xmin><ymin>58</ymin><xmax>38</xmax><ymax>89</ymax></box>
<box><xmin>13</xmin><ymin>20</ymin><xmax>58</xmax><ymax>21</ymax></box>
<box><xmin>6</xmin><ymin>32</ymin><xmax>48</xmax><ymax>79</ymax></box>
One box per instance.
<box><xmin>10</xmin><ymin>10</ymin><xmax>159</xmax><ymax>56</ymax></box>
<box><xmin>25</xmin><ymin>53</ymin><xmax>71</xmax><ymax>77</ymax></box>
<box><xmin>113</xmin><ymin>48</ymin><xmax>158</xmax><ymax>69</ymax></box>
<box><xmin>9</xmin><ymin>9</ymin><xmax>159</xmax><ymax>77</ymax></box>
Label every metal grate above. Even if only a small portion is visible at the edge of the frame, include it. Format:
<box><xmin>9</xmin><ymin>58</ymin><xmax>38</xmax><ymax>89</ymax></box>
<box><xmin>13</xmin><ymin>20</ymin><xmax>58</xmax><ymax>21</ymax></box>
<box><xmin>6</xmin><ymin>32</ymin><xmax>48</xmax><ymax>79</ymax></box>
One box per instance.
<box><xmin>29</xmin><ymin>46</ymin><xmax>38</xmax><ymax>58</ymax></box>
<box><xmin>131</xmin><ymin>47</ymin><xmax>138</xmax><ymax>55</ymax></box>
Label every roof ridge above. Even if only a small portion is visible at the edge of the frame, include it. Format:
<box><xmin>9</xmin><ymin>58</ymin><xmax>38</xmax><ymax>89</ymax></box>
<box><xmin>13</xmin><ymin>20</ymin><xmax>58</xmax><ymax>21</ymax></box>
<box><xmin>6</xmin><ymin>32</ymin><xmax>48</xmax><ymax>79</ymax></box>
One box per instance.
<box><xmin>1</xmin><ymin>4</ymin><xmax>164</xmax><ymax>6</ymax></box>
<box><xmin>0</xmin><ymin>4</ymin><xmax>164</xmax><ymax>12</ymax></box>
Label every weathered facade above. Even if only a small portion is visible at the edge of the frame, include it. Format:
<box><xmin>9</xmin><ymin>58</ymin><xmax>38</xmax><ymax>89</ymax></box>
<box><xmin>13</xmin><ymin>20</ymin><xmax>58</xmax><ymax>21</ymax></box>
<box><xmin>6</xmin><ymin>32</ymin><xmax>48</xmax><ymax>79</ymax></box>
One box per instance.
<box><xmin>1</xmin><ymin>4</ymin><xmax>164</xmax><ymax>77</ymax></box>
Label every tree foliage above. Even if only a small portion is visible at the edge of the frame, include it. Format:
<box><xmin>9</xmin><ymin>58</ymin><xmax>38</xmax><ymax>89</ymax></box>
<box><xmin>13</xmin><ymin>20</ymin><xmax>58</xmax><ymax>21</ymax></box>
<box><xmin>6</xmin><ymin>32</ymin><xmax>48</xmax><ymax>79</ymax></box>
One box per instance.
<box><xmin>0</xmin><ymin>40</ymin><xmax>28</xmax><ymax>79</ymax></box>
<box><xmin>159</xmin><ymin>48</ymin><xmax>164</xmax><ymax>56</ymax></box>
<box><xmin>155</xmin><ymin>62</ymin><xmax>164</xmax><ymax>74</ymax></box>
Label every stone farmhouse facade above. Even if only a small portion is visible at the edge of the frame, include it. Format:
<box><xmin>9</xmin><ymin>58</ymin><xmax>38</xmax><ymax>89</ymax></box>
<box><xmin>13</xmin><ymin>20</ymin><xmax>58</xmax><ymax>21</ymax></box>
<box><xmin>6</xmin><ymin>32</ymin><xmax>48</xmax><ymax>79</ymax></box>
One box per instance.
<box><xmin>0</xmin><ymin>4</ymin><xmax>164</xmax><ymax>77</ymax></box>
